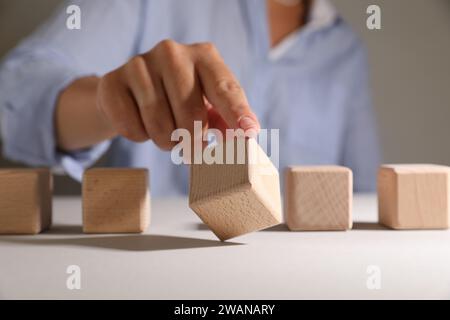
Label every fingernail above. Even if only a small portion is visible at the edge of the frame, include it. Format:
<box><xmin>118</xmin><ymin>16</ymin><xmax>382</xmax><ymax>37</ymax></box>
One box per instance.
<box><xmin>239</xmin><ymin>115</ymin><xmax>258</xmax><ymax>131</ymax></box>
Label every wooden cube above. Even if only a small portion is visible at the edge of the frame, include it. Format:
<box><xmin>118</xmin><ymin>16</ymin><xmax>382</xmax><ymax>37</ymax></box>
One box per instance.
<box><xmin>0</xmin><ymin>168</ymin><xmax>52</xmax><ymax>234</ymax></box>
<box><xmin>189</xmin><ymin>138</ymin><xmax>282</xmax><ymax>241</ymax></box>
<box><xmin>82</xmin><ymin>168</ymin><xmax>150</xmax><ymax>233</ymax></box>
<box><xmin>285</xmin><ymin>166</ymin><xmax>353</xmax><ymax>231</ymax></box>
<box><xmin>378</xmin><ymin>164</ymin><xmax>450</xmax><ymax>229</ymax></box>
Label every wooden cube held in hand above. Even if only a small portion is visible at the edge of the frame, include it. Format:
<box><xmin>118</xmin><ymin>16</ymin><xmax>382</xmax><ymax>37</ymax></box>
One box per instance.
<box><xmin>82</xmin><ymin>168</ymin><xmax>150</xmax><ymax>233</ymax></box>
<box><xmin>285</xmin><ymin>166</ymin><xmax>353</xmax><ymax>231</ymax></box>
<box><xmin>189</xmin><ymin>138</ymin><xmax>282</xmax><ymax>241</ymax></box>
<box><xmin>0</xmin><ymin>168</ymin><xmax>52</xmax><ymax>234</ymax></box>
<box><xmin>378</xmin><ymin>164</ymin><xmax>450</xmax><ymax>229</ymax></box>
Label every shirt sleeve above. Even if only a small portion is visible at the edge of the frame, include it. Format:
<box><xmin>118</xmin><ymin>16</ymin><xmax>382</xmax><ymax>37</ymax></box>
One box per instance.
<box><xmin>341</xmin><ymin>44</ymin><xmax>382</xmax><ymax>192</ymax></box>
<box><xmin>0</xmin><ymin>0</ymin><xmax>145</xmax><ymax>181</ymax></box>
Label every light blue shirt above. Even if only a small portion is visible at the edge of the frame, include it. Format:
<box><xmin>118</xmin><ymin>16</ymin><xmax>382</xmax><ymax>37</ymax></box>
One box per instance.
<box><xmin>0</xmin><ymin>0</ymin><xmax>380</xmax><ymax>195</ymax></box>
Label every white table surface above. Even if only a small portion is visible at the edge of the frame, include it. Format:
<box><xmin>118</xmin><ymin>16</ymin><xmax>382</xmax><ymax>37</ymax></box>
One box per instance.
<box><xmin>0</xmin><ymin>195</ymin><xmax>449</xmax><ymax>300</ymax></box>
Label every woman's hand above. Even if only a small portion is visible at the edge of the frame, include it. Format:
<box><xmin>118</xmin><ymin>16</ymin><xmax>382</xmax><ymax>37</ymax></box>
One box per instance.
<box><xmin>56</xmin><ymin>40</ymin><xmax>259</xmax><ymax>152</ymax></box>
<box><xmin>96</xmin><ymin>40</ymin><xmax>260</xmax><ymax>150</ymax></box>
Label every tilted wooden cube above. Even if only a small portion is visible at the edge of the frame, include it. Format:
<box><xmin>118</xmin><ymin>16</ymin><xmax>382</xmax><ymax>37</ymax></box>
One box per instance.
<box><xmin>378</xmin><ymin>164</ymin><xmax>450</xmax><ymax>229</ymax></box>
<box><xmin>285</xmin><ymin>166</ymin><xmax>353</xmax><ymax>231</ymax></box>
<box><xmin>0</xmin><ymin>168</ymin><xmax>52</xmax><ymax>234</ymax></box>
<box><xmin>82</xmin><ymin>168</ymin><xmax>150</xmax><ymax>233</ymax></box>
<box><xmin>189</xmin><ymin>138</ymin><xmax>282</xmax><ymax>241</ymax></box>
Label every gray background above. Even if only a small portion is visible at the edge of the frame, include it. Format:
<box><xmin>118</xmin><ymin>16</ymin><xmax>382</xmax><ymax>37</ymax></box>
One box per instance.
<box><xmin>1</xmin><ymin>0</ymin><xmax>449</xmax><ymax>194</ymax></box>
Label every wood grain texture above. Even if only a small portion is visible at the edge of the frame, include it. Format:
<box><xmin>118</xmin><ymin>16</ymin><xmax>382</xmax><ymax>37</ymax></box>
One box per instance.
<box><xmin>82</xmin><ymin>168</ymin><xmax>150</xmax><ymax>233</ymax></box>
<box><xmin>285</xmin><ymin>166</ymin><xmax>353</xmax><ymax>231</ymax></box>
<box><xmin>378</xmin><ymin>164</ymin><xmax>450</xmax><ymax>229</ymax></box>
<box><xmin>0</xmin><ymin>168</ymin><xmax>52</xmax><ymax>234</ymax></box>
<box><xmin>189</xmin><ymin>138</ymin><xmax>282</xmax><ymax>241</ymax></box>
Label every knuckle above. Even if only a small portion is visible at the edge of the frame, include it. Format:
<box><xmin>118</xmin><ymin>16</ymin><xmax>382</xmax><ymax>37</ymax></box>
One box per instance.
<box><xmin>156</xmin><ymin>39</ymin><xmax>180</xmax><ymax>58</ymax></box>
<box><xmin>158</xmin><ymin>39</ymin><xmax>177</xmax><ymax>50</ymax></box>
<box><xmin>195</xmin><ymin>42</ymin><xmax>218</xmax><ymax>54</ymax></box>
<box><xmin>214</xmin><ymin>79</ymin><xmax>243</xmax><ymax>98</ymax></box>
<box><xmin>126</xmin><ymin>55</ymin><xmax>145</xmax><ymax>72</ymax></box>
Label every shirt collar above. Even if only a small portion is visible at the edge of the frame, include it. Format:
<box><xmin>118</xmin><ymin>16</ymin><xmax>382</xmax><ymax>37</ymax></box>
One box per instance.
<box><xmin>307</xmin><ymin>0</ymin><xmax>338</xmax><ymax>32</ymax></box>
<box><xmin>267</xmin><ymin>0</ymin><xmax>338</xmax><ymax>61</ymax></box>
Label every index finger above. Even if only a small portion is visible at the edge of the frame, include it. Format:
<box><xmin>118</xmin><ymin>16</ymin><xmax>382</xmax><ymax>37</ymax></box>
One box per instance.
<box><xmin>193</xmin><ymin>45</ymin><xmax>260</xmax><ymax>132</ymax></box>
